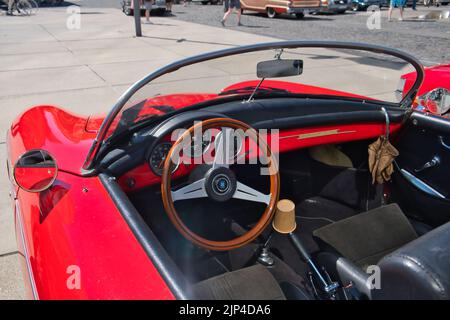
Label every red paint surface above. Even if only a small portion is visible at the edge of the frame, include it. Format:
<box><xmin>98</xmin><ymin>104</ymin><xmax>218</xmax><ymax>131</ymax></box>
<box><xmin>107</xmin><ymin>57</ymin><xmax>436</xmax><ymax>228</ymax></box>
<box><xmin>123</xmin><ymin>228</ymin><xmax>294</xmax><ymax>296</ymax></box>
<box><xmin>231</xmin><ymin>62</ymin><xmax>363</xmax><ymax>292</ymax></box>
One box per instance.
<box><xmin>221</xmin><ymin>80</ymin><xmax>370</xmax><ymax>100</ymax></box>
<box><xmin>9</xmin><ymin>106</ymin><xmax>95</xmax><ymax>175</ymax></box>
<box><xmin>8</xmin><ymin>78</ymin><xmax>405</xmax><ymax>299</ymax></box>
<box><xmin>402</xmin><ymin>64</ymin><xmax>450</xmax><ymax>114</ymax></box>
<box><xmin>403</xmin><ymin>64</ymin><xmax>450</xmax><ymax>97</ymax></box>
<box><xmin>14</xmin><ymin>167</ymin><xmax>56</xmax><ymax>191</ymax></box>
<box><xmin>14</xmin><ymin>171</ymin><xmax>175</xmax><ymax>299</ymax></box>
<box><xmin>86</xmin><ymin>81</ymin><xmax>369</xmax><ymax>136</ymax></box>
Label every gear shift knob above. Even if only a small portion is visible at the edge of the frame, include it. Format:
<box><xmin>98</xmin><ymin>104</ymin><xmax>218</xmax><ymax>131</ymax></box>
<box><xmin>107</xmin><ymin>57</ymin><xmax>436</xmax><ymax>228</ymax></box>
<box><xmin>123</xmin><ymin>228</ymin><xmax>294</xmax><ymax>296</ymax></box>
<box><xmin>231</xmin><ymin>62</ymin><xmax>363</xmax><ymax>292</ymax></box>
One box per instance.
<box><xmin>272</xmin><ymin>199</ymin><xmax>296</xmax><ymax>234</ymax></box>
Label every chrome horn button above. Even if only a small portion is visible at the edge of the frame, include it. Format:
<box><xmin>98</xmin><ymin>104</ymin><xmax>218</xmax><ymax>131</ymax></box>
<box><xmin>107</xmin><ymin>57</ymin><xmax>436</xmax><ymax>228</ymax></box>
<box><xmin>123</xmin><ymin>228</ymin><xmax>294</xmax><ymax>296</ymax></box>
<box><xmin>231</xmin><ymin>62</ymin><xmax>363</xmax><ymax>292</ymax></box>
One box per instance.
<box><xmin>213</xmin><ymin>174</ymin><xmax>231</xmax><ymax>195</ymax></box>
<box><xmin>205</xmin><ymin>167</ymin><xmax>237</xmax><ymax>202</ymax></box>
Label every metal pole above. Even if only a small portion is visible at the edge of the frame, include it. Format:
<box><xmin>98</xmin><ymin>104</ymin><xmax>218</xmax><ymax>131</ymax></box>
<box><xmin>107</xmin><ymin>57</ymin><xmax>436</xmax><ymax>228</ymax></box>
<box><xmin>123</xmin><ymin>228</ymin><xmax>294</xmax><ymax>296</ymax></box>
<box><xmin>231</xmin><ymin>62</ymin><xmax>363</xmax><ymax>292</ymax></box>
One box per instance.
<box><xmin>133</xmin><ymin>0</ymin><xmax>142</xmax><ymax>37</ymax></box>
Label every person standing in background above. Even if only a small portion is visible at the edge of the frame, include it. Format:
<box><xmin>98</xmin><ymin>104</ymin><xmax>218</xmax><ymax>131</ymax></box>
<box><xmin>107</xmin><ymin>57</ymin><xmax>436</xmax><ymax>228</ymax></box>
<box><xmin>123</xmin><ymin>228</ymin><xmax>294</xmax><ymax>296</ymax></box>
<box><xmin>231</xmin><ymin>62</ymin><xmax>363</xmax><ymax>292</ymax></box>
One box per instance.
<box><xmin>411</xmin><ymin>0</ymin><xmax>417</xmax><ymax>10</ymax></box>
<box><xmin>388</xmin><ymin>0</ymin><xmax>405</xmax><ymax>21</ymax></box>
<box><xmin>166</xmin><ymin>0</ymin><xmax>173</xmax><ymax>13</ymax></box>
<box><xmin>143</xmin><ymin>0</ymin><xmax>153</xmax><ymax>24</ymax></box>
<box><xmin>221</xmin><ymin>0</ymin><xmax>242</xmax><ymax>27</ymax></box>
<box><xmin>7</xmin><ymin>0</ymin><xmax>14</xmax><ymax>15</ymax></box>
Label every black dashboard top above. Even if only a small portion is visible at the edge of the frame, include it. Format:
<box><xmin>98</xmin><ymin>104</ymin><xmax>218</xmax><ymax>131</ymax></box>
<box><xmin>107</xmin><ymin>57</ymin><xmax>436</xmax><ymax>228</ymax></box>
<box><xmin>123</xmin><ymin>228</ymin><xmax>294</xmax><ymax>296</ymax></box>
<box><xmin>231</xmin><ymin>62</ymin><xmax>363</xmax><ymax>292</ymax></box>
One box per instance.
<box><xmin>99</xmin><ymin>97</ymin><xmax>407</xmax><ymax>176</ymax></box>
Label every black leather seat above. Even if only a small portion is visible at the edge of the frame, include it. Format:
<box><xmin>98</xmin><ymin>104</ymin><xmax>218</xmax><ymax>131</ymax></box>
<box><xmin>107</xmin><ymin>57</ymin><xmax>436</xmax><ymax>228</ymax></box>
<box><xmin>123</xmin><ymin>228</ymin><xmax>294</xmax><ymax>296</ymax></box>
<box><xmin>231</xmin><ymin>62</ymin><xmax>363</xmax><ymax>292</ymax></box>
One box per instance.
<box><xmin>313</xmin><ymin>204</ymin><xmax>450</xmax><ymax>299</ymax></box>
<box><xmin>376</xmin><ymin>221</ymin><xmax>450</xmax><ymax>299</ymax></box>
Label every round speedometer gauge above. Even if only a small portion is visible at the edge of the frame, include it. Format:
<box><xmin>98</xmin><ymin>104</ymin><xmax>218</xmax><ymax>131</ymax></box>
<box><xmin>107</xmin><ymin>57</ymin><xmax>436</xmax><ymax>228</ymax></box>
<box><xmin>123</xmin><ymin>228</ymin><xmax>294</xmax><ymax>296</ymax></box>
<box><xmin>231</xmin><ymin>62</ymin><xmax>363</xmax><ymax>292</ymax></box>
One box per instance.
<box><xmin>149</xmin><ymin>142</ymin><xmax>179</xmax><ymax>176</ymax></box>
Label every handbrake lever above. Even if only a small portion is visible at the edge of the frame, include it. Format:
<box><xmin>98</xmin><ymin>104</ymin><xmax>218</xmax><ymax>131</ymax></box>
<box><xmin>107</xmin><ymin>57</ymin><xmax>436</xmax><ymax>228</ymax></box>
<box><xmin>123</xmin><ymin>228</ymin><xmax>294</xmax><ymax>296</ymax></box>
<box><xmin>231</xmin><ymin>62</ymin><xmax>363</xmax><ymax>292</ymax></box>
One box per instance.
<box><xmin>272</xmin><ymin>199</ymin><xmax>339</xmax><ymax>297</ymax></box>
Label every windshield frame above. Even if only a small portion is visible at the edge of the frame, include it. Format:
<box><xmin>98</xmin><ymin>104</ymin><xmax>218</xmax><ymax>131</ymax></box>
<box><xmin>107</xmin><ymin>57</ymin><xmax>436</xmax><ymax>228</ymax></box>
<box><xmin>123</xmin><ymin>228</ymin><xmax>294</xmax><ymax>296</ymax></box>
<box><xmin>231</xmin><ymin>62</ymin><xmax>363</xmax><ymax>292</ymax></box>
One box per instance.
<box><xmin>82</xmin><ymin>40</ymin><xmax>424</xmax><ymax>173</ymax></box>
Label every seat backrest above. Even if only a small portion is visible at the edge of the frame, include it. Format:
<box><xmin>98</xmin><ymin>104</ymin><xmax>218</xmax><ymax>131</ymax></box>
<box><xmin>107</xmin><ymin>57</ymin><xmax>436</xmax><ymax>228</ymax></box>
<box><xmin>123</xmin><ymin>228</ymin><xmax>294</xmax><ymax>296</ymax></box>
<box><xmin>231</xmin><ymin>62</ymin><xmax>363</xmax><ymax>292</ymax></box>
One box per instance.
<box><xmin>375</xmin><ymin>221</ymin><xmax>450</xmax><ymax>300</ymax></box>
<box><xmin>192</xmin><ymin>264</ymin><xmax>287</xmax><ymax>300</ymax></box>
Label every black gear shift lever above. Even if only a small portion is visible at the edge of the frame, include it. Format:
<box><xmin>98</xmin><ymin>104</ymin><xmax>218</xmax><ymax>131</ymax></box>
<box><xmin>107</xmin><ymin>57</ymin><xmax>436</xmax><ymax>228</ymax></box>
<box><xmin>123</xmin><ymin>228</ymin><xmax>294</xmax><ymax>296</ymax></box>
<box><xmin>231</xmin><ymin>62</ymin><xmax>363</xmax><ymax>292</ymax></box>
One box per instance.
<box><xmin>272</xmin><ymin>199</ymin><xmax>339</xmax><ymax>296</ymax></box>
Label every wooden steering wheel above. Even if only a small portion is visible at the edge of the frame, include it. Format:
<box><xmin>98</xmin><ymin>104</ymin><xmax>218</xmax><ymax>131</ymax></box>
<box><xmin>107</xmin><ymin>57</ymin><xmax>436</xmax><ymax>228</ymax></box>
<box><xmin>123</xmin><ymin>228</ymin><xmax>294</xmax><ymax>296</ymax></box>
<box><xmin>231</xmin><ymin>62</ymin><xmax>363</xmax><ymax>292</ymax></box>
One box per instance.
<box><xmin>161</xmin><ymin>118</ymin><xmax>280</xmax><ymax>251</ymax></box>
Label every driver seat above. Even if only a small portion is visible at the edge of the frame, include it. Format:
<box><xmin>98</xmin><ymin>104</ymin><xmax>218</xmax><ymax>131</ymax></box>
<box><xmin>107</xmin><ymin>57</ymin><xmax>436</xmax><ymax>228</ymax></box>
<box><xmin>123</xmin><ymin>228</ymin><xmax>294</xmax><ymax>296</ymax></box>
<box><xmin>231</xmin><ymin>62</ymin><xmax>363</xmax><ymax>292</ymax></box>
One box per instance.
<box><xmin>192</xmin><ymin>264</ymin><xmax>286</xmax><ymax>300</ymax></box>
<box><xmin>313</xmin><ymin>203</ymin><xmax>450</xmax><ymax>299</ymax></box>
<box><xmin>191</xmin><ymin>263</ymin><xmax>312</xmax><ymax>300</ymax></box>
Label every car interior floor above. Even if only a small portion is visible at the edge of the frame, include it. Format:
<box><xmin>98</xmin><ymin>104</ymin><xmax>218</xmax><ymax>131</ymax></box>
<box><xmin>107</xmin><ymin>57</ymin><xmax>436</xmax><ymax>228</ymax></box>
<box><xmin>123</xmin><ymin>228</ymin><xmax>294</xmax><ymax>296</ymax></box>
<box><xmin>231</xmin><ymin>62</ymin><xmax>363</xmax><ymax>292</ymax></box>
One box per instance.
<box><xmin>128</xmin><ymin>139</ymin><xmax>433</xmax><ymax>294</ymax></box>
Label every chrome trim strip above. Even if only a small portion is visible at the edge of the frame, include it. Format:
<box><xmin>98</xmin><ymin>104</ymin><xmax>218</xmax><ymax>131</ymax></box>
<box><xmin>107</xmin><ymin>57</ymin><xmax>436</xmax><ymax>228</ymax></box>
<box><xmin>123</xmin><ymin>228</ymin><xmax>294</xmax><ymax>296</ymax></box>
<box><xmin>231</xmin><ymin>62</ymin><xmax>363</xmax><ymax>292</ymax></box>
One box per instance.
<box><xmin>400</xmin><ymin>169</ymin><xmax>446</xmax><ymax>199</ymax></box>
<box><xmin>439</xmin><ymin>136</ymin><xmax>450</xmax><ymax>150</ymax></box>
<box><xmin>381</xmin><ymin>106</ymin><xmax>390</xmax><ymax>140</ymax></box>
<box><xmin>280</xmin><ymin>129</ymin><xmax>356</xmax><ymax>140</ymax></box>
<box><xmin>15</xmin><ymin>200</ymin><xmax>39</xmax><ymax>300</ymax></box>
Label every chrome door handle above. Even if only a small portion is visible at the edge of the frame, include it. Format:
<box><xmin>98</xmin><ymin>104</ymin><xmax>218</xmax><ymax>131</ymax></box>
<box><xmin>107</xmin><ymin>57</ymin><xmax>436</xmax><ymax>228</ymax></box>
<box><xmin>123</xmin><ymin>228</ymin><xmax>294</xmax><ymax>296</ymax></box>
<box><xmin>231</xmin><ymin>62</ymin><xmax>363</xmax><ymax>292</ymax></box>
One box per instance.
<box><xmin>414</xmin><ymin>156</ymin><xmax>440</xmax><ymax>173</ymax></box>
<box><xmin>439</xmin><ymin>136</ymin><xmax>450</xmax><ymax>150</ymax></box>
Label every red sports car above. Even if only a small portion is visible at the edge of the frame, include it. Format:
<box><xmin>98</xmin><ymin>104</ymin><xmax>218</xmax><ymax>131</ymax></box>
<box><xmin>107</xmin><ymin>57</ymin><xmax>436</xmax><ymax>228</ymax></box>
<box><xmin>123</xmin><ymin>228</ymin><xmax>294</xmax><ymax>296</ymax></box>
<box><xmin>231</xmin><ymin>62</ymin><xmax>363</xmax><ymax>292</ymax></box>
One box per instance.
<box><xmin>7</xmin><ymin>41</ymin><xmax>450</xmax><ymax>300</ymax></box>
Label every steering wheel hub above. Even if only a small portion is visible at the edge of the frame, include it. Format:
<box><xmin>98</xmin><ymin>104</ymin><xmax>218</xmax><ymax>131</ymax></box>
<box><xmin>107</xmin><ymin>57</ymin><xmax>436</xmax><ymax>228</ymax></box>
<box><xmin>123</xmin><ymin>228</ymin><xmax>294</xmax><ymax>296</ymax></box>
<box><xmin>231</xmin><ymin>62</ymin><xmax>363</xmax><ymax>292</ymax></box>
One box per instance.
<box><xmin>205</xmin><ymin>167</ymin><xmax>237</xmax><ymax>202</ymax></box>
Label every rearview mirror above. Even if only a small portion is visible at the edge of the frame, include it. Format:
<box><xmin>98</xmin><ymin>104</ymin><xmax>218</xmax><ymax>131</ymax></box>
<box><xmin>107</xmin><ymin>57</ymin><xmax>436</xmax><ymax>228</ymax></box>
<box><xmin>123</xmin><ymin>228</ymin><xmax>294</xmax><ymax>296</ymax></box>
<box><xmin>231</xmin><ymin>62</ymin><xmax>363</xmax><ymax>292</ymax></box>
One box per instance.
<box><xmin>13</xmin><ymin>150</ymin><xmax>58</xmax><ymax>193</ymax></box>
<box><xmin>257</xmin><ymin>59</ymin><xmax>303</xmax><ymax>79</ymax></box>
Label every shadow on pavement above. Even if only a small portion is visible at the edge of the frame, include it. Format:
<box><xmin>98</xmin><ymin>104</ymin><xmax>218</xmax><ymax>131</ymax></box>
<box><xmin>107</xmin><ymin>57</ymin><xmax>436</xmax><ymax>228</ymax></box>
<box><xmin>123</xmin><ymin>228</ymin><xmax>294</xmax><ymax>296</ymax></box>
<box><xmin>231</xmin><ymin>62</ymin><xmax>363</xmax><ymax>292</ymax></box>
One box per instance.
<box><xmin>239</xmin><ymin>24</ymin><xmax>270</xmax><ymax>28</ymax></box>
<box><xmin>243</xmin><ymin>12</ymin><xmax>335</xmax><ymax>21</ymax></box>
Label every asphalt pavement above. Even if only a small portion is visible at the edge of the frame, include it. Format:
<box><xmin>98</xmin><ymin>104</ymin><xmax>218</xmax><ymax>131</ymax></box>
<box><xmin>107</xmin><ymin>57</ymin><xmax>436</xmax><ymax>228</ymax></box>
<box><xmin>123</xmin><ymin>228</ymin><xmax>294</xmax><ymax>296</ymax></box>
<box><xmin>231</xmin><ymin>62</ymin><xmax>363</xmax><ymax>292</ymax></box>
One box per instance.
<box><xmin>169</xmin><ymin>4</ymin><xmax>449</xmax><ymax>65</ymax></box>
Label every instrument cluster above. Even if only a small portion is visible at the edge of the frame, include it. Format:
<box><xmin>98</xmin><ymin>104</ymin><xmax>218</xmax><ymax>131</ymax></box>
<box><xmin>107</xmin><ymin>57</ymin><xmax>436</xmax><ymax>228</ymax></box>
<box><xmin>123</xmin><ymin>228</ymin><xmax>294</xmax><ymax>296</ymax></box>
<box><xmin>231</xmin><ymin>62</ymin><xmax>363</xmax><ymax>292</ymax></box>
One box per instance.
<box><xmin>148</xmin><ymin>131</ymin><xmax>213</xmax><ymax>176</ymax></box>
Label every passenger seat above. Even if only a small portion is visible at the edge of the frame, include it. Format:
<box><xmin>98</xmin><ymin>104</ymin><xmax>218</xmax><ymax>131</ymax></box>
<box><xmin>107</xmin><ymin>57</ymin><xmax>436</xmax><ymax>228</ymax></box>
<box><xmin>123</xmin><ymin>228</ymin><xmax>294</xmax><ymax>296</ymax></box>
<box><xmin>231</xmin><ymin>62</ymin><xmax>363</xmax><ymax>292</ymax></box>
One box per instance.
<box><xmin>312</xmin><ymin>203</ymin><xmax>450</xmax><ymax>299</ymax></box>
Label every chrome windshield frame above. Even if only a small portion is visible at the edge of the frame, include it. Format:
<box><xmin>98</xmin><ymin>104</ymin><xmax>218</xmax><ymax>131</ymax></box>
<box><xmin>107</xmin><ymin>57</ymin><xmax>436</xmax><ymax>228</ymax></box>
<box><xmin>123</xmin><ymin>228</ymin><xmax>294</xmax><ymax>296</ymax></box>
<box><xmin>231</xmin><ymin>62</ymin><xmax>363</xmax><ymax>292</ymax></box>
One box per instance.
<box><xmin>81</xmin><ymin>40</ymin><xmax>424</xmax><ymax>173</ymax></box>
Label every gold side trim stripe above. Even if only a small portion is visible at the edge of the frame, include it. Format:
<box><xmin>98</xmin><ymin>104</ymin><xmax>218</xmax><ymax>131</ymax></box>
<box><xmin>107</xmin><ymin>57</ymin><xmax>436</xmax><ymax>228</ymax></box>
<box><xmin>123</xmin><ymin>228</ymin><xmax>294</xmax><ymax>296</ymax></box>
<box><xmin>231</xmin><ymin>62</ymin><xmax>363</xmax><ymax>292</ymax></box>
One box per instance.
<box><xmin>280</xmin><ymin>129</ymin><xmax>357</xmax><ymax>140</ymax></box>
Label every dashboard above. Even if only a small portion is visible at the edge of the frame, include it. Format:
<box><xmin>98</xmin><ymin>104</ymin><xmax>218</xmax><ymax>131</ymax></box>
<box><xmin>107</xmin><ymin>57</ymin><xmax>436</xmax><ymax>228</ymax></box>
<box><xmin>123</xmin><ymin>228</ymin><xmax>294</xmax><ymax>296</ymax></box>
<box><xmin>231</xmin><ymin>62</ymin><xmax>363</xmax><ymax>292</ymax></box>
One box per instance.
<box><xmin>148</xmin><ymin>142</ymin><xmax>178</xmax><ymax>176</ymax></box>
<box><xmin>97</xmin><ymin>97</ymin><xmax>407</xmax><ymax>193</ymax></box>
<box><xmin>117</xmin><ymin>122</ymin><xmax>402</xmax><ymax>193</ymax></box>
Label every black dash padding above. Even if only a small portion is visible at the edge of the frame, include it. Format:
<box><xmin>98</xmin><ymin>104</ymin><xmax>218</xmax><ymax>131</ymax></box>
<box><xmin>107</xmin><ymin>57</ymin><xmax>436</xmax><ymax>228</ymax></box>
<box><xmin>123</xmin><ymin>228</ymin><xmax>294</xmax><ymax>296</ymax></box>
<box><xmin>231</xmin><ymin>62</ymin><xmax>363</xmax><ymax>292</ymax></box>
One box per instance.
<box><xmin>192</xmin><ymin>264</ymin><xmax>286</xmax><ymax>300</ymax></box>
<box><xmin>313</xmin><ymin>203</ymin><xmax>418</xmax><ymax>267</ymax></box>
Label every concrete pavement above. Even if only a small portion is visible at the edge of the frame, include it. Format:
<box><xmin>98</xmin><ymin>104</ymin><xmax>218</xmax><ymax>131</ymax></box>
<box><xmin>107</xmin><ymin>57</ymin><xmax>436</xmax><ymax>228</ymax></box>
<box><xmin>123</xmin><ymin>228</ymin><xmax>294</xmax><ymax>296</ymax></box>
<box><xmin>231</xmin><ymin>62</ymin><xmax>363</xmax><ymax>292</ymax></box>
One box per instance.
<box><xmin>0</xmin><ymin>252</ymin><xmax>25</xmax><ymax>299</ymax></box>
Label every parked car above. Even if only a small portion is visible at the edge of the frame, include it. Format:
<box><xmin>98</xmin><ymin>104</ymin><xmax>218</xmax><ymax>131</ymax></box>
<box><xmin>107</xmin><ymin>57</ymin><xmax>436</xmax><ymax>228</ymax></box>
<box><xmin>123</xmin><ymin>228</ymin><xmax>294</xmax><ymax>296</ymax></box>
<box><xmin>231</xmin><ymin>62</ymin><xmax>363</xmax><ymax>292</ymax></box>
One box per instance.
<box><xmin>426</xmin><ymin>0</ymin><xmax>450</xmax><ymax>6</ymax></box>
<box><xmin>408</xmin><ymin>0</ymin><xmax>449</xmax><ymax>6</ymax></box>
<box><xmin>240</xmin><ymin>0</ymin><xmax>322</xmax><ymax>18</ymax></box>
<box><xmin>404</xmin><ymin>0</ymin><xmax>421</xmax><ymax>6</ymax></box>
<box><xmin>8</xmin><ymin>40</ymin><xmax>450</xmax><ymax>300</ymax></box>
<box><xmin>192</xmin><ymin>0</ymin><xmax>222</xmax><ymax>4</ymax></box>
<box><xmin>313</xmin><ymin>0</ymin><xmax>350</xmax><ymax>13</ymax></box>
<box><xmin>378</xmin><ymin>0</ymin><xmax>448</xmax><ymax>8</ymax></box>
<box><xmin>121</xmin><ymin>0</ymin><xmax>167</xmax><ymax>16</ymax></box>
<box><xmin>350</xmin><ymin>0</ymin><xmax>387</xmax><ymax>11</ymax></box>
<box><xmin>39</xmin><ymin>0</ymin><xmax>64</xmax><ymax>5</ymax></box>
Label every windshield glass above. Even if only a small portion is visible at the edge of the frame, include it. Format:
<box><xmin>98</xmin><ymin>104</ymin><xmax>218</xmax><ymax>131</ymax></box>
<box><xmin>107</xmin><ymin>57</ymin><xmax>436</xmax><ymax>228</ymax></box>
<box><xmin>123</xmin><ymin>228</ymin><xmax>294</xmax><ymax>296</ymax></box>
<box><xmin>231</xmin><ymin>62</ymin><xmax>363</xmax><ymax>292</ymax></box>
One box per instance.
<box><xmin>84</xmin><ymin>42</ymin><xmax>422</xmax><ymax>170</ymax></box>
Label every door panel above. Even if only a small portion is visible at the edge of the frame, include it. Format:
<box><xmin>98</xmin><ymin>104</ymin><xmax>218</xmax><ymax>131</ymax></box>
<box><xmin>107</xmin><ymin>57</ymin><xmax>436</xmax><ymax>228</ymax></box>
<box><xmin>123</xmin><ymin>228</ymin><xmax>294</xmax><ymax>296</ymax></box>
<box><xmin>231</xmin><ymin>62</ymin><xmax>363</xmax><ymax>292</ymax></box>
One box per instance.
<box><xmin>392</xmin><ymin>112</ymin><xmax>450</xmax><ymax>226</ymax></box>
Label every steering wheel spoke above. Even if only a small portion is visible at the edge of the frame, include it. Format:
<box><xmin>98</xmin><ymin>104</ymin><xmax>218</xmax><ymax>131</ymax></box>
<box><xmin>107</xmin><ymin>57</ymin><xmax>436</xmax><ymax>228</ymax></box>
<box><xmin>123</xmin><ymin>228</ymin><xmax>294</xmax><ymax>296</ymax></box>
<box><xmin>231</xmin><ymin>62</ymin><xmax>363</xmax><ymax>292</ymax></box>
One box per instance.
<box><xmin>233</xmin><ymin>181</ymin><xmax>271</xmax><ymax>205</ymax></box>
<box><xmin>212</xmin><ymin>128</ymin><xmax>234</xmax><ymax>169</ymax></box>
<box><xmin>171</xmin><ymin>178</ymin><xmax>207</xmax><ymax>202</ymax></box>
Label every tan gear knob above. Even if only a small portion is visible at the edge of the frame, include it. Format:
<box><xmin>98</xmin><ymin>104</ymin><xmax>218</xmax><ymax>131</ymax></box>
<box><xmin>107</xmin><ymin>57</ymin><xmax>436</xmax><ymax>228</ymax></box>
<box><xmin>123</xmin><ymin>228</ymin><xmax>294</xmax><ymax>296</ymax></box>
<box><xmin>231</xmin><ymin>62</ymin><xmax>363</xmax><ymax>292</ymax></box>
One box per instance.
<box><xmin>272</xmin><ymin>199</ymin><xmax>296</xmax><ymax>234</ymax></box>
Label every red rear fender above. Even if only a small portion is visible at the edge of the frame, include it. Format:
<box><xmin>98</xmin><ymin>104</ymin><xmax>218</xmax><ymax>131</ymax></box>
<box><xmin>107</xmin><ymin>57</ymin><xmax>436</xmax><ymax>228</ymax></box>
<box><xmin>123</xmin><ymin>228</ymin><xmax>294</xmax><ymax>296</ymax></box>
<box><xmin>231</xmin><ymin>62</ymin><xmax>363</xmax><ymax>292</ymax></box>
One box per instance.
<box><xmin>8</xmin><ymin>105</ymin><xmax>96</xmax><ymax>175</ymax></box>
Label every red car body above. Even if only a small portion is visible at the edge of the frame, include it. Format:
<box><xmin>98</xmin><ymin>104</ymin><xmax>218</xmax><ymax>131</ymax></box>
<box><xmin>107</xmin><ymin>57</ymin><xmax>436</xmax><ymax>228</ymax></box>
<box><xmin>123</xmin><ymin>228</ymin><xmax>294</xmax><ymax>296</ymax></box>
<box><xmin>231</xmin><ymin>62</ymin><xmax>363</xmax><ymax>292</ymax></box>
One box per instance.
<box><xmin>8</xmin><ymin>106</ymin><xmax>175</xmax><ymax>299</ymax></box>
<box><xmin>401</xmin><ymin>63</ymin><xmax>450</xmax><ymax>114</ymax></box>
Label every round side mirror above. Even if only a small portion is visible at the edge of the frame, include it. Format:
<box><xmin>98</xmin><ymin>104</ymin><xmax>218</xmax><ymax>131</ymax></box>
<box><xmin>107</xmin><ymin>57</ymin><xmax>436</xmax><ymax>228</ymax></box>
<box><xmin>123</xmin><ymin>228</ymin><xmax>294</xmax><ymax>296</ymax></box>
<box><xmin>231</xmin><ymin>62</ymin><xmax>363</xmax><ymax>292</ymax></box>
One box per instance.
<box><xmin>13</xmin><ymin>150</ymin><xmax>58</xmax><ymax>193</ymax></box>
